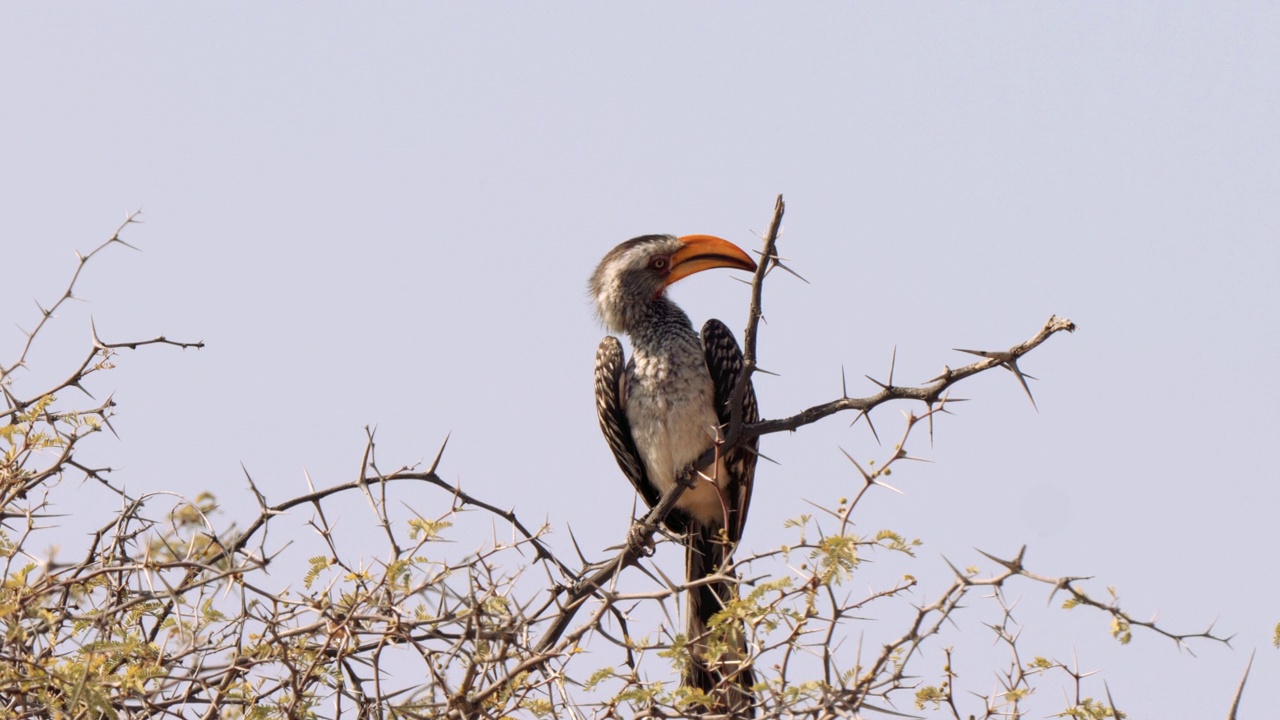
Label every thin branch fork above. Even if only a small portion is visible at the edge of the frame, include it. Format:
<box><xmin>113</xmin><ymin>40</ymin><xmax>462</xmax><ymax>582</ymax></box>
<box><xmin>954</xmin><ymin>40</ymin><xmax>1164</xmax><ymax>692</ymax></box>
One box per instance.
<box><xmin>2</xmin><ymin>211</ymin><xmax>143</xmax><ymax>382</ymax></box>
<box><xmin>721</xmin><ymin>193</ymin><xmax>1074</xmax><ymax>454</ymax></box>
<box><xmin>531</xmin><ymin>461</ymin><xmax>698</xmax><ymax>655</ymax></box>
<box><xmin>744</xmin><ymin>315</ymin><xmax>1076</xmax><ymax>441</ymax></box>
<box><xmin>2</xmin><ymin>219</ymin><xmax>203</xmax><ymax>424</ymax></box>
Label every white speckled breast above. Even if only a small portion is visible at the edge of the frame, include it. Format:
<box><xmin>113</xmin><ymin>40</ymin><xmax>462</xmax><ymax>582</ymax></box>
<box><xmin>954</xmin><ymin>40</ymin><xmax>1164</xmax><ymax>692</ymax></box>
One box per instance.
<box><xmin>625</xmin><ymin>333</ymin><xmax>727</xmax><ymax>525</ymax></box>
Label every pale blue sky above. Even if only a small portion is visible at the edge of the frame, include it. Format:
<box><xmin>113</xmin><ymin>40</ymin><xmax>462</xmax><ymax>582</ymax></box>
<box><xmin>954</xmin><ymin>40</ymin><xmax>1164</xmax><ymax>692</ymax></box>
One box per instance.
<box><xmin>3</xmin><ymin>4</ymin><xmax>1278</xmax><ymax>716</ymax></box>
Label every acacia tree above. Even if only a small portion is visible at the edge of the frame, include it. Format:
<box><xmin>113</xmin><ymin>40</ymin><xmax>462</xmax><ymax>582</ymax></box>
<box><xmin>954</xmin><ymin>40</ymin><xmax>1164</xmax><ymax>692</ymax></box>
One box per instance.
<box><xmin>0</xmin><ymin>201</ymin><xmax>1238</xmax><ymax>719</ymax></box>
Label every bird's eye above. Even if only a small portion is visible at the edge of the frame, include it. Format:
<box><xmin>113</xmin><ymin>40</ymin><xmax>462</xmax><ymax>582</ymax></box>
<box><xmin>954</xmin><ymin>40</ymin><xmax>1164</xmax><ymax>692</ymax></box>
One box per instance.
<box><xmin>650</xmin><ymin>256</ymin><xmax>669</xmax><ymax>272</ymax></box>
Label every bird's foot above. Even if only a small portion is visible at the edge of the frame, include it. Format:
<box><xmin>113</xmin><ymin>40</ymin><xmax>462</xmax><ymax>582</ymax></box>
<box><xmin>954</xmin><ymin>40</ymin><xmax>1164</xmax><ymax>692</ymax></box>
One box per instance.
<box><xmin>625</xmin><ymin>523</ymin><xmax>656</xmax><ymax>557</ymax></box>
<box><xmin>677</xmin><ymin>462</ymin><xmax>700</xmax><ymax>488</ymax></box>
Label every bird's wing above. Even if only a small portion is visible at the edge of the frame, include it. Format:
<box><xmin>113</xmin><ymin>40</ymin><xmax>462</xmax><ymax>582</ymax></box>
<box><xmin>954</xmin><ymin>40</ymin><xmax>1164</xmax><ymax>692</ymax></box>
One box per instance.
<box><xmin>701</xmin><ymin>319</ymin><xmax>760</xmax><ymax>544</ymax></box>
<box><xmin>594</xmin><ymin>336</ymin><xmax>661</xmax><ymax>511</ymax></box>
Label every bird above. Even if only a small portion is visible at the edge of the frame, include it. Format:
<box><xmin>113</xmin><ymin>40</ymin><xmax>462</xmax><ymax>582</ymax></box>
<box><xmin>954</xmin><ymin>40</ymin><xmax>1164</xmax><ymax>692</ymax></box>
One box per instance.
<box><xmin>590</xmin><ymin>233</ymin><xmax>760</xmax><ymax>716</ymax></box>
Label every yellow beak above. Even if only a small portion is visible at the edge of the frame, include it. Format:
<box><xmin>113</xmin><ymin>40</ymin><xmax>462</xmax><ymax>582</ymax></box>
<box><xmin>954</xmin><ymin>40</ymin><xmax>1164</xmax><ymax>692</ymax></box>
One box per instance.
<box><xmin>665</xmin><ymin>235</ymin><xmax>757</xmax><ymax>287</ymax></box>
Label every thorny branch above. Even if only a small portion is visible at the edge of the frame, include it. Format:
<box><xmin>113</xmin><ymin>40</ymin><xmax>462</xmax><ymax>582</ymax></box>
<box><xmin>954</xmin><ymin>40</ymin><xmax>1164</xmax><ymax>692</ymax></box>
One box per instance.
<box><xmin>1</xmin><ymin>212</ymin><xmax>143</xmax><ymax>383</ymax></box>
<box><xmin>0</xmin><ymin>206</ymin><xmax>1234</xmax><ymax>720</ymax></box>
<box><xmin>1</xmin><ymin>213</ymin><xmax>203</xmax><ymax>427</ymax></box>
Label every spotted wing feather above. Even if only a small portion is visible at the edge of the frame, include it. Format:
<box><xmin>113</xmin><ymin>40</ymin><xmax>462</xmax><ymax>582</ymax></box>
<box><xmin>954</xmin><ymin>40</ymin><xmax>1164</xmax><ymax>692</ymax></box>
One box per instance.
<box><xmin>700</xmin><ymin>319</ymin><xmax>759</xmax><ymax>544</ymax></box>
<box><xmin>594</xmin><ymin>337</ymin><xmax>661</xmax><ymax>510</ymax></box>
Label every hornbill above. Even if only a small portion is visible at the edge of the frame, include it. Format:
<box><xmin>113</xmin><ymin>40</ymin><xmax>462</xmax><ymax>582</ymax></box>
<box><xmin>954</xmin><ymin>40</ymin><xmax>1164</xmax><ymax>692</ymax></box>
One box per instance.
<box><xmin>590</xmin><ymin>234</ymin><xmax>760</xmax><ymax>715</ymax></box>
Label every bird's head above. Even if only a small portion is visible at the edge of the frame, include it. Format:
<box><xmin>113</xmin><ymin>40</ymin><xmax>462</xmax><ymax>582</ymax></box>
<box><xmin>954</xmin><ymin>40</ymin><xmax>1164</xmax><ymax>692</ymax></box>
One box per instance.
<box><xmin>590</xmin><ymin>234</ymin><xmax>757</xmax><ymax>334</ymax></box>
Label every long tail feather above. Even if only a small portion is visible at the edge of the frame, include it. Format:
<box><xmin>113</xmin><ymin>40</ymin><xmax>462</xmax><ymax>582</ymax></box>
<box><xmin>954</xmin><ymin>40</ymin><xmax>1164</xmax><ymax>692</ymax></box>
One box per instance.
<box><xmin>685</xmin><ymin>524</ymin><xmax>755</xmax><ymax>717</ymax></box>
